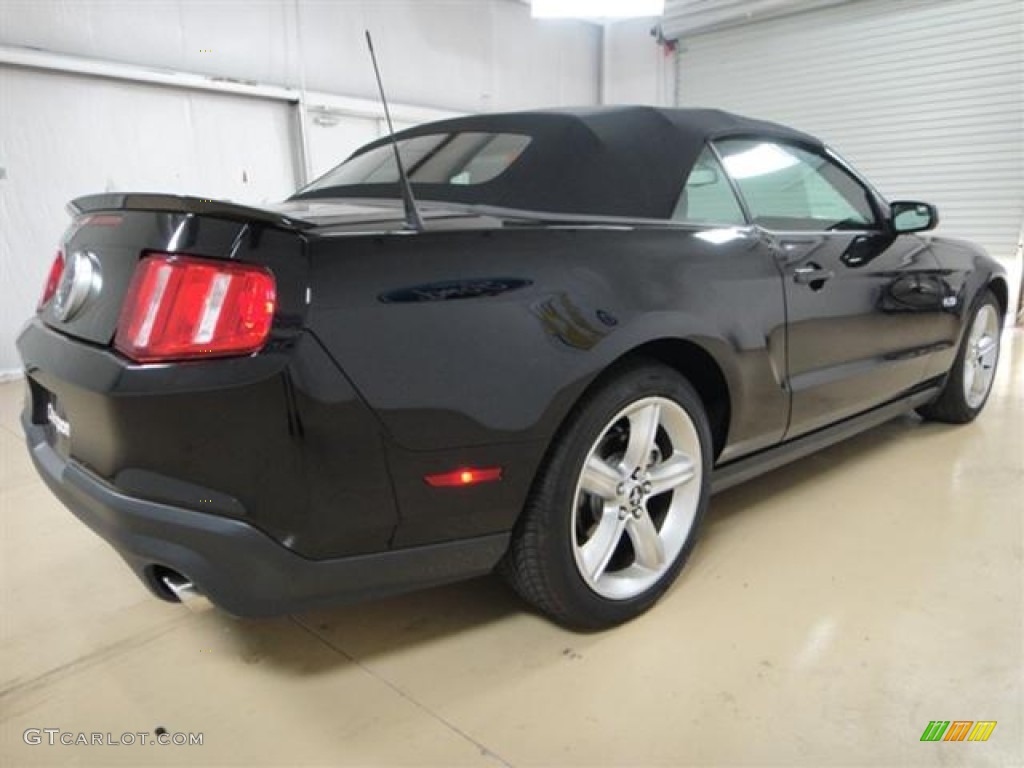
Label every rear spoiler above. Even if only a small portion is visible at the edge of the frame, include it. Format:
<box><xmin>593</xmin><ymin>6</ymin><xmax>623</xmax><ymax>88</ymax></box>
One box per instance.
<box><xmin>69</xmin><ymin>193</ymin><xmax>315</xmax><ymax>231</ymax></box>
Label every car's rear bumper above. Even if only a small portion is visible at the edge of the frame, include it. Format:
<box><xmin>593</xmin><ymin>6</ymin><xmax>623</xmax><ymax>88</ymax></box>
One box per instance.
<box><xmin>24</xmin><ymin>418</ymin><xmax>509</xmax><ymax>617</ymax></box>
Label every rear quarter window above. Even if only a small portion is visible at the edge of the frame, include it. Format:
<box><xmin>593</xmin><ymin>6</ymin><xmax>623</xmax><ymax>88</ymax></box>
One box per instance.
<box><xmin>302</xmin><ymin>132</ymin><xmax>531</xmax><ymax>193</ymax></box>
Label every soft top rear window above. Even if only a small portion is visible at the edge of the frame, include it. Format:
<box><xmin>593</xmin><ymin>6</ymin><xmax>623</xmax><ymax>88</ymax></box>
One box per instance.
<box><xmin>301</xmin><ymin>132</ymin><xmax>532</xmax><ymax>195</ymax></box>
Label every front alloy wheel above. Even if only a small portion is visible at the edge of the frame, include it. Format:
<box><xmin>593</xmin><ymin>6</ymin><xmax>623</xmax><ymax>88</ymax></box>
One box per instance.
<box><xmin>962</xmin><ymin>303</ymin><xmax>999</xmax><ymax>409</ymax></box>
<box><xmin>918</xmin><ymin>289</ymin><xmax>1002</xmax><ymax>424</ymax></box>
<box><xmin>502</xmin><ymin>362</ymin><xmax>712</xmax><ymax>629</ymax></box>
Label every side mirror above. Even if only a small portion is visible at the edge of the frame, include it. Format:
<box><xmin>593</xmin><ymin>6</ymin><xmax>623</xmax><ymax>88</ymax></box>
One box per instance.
<box><xmin>891</xmin><ymin>201</ymin><xmax>938</xmax><ymax>233</ymax></box>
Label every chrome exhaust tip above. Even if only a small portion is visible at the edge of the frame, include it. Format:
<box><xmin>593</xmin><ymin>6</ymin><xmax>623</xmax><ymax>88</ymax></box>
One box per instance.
<box><xmin>160</xmin><ymin>573</ymin><xmax>210</xmax><ymax>613</ymax></box>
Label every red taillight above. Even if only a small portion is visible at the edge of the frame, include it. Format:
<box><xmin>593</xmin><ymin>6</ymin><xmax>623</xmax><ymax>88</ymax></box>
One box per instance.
<box><xmin>38</xmin><ymin>251</ymin><xmax>65</xmax><ymax>310</ymax></box>
<box><xmin>424</xmin><ymin>467</ymin><xmax>503</xmax><ymax>488</ymax></box>
<box><xmin>114</xmin><ymin>253</ymin><xmax>276</xmax><ymax>362</ymax></box>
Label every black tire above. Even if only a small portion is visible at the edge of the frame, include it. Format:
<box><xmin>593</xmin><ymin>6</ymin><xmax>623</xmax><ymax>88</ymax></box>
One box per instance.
<box><xmin>500</xmin><ymin>361</ymin><xmax>712</xmax><ymax>630</ymax></box>
<box><xmin>917</xmin><ymin>289</ymin><xmax>1002</xmax><ymax>424</ymax></box>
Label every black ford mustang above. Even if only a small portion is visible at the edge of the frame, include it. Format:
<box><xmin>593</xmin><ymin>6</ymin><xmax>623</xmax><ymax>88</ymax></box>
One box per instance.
<box><xmin>18</xmin><ymin>107</ymin><xmax>1007</xmax><ymax>629</ymax></box>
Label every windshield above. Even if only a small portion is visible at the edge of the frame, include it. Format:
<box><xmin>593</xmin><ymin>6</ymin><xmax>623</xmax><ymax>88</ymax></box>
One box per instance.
<box><xmin>300</xmin><ymin>132</ymin><xmax>532</xmax><ymax>196</ymax></box>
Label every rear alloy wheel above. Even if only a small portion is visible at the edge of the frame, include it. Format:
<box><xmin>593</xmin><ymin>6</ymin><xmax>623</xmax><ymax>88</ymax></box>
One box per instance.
<box><xmin>502</xmin><ymin>363</ymin><xmax>711</xmax><ymax>629</ymax></box>
<box><xmin>573</xmin><ymin>396</ymin><xmax>701</xmax><ymax>600</ymax></box>
<box><xmin>918</xmin><ymin>290</ymin><xmax>1002</xmax><ymax>424</ymax></box>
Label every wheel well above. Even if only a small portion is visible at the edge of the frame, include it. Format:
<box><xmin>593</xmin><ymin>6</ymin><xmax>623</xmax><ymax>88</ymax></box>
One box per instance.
<box><xmin>610</xmin><ymin>339</ymin><xmax>731</xmax><ymax>461</ymax></box>
<box><xmin>987</xmin><ymin>277</ymin><xmax>1009</xmax><ymax>321</ymax></box>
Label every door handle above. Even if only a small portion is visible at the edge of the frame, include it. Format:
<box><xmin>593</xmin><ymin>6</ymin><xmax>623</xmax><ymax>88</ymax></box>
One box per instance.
<box><xmin>792</xmin><ymin>263</ymin><xmax>835</xmax><ymax>286</ymax></box>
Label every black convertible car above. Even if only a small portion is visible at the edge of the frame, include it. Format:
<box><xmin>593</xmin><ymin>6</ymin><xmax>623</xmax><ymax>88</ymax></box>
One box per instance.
<box><xmin>19</xmin><ymin>107</ymin><xmax>1007</xmax><ymax>629</ymax></box>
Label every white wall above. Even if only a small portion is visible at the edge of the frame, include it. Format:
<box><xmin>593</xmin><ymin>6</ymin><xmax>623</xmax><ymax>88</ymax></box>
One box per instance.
<box><xmin>0</xmin><ymin>0</ymin><xmax>599</xmax><ymax>113</ymax></box>
<box><xmin>603</xmin><ymin>17</ymin><xmax>674</xmax><ymax>106</ymax></box>
<box><xmin>0</xmin><ymin>0</ymin><xmax>601</xmax><ymax>375</ymax></box>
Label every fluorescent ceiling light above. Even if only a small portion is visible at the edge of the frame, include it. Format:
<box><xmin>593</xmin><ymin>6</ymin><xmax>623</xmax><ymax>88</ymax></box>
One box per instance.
<box><xmin>721</xmin><ymin>143</ymin><xmax>799</xmax><ymax>179</ymax></box>
<box><xmin>531</xmin><ymin>0</ymin><xmax>665</xmax><ymax>19</ymax></box>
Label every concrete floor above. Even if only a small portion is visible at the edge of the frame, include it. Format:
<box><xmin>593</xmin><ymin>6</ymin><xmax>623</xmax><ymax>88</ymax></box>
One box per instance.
<box><xmin>1</xmin><ymin>330</ymin><xmax>1021</xmax><ymax>768</ymax></box>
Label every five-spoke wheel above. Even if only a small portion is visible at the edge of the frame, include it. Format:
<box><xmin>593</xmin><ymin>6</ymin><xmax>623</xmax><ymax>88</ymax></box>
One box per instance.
<box><xmin>572</xmin><ymin>397</ymin><xmax>701</xmax><ymax>600</ymax></box>
<box><xmin>502</xmin><ymin>362</ymin><xmax>711</xmax><ymax>629</ymax></box>
<box><xmin>963</xmin><ymin>303</ymin><xmax>999</xmax><ymax>409</ymax></box>
<box><xmin>919</xmin><ymin>290</ymin><xmax>1002</xmax><ymax>424</ymax></box>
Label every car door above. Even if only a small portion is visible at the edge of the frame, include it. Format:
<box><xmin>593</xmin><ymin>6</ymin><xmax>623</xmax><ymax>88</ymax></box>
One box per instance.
<box><xmin>713</xmin><ymin>138</ymin><xmax>946</xmax><ymax>439</ymax></box>
<box><xmin>671</xmin><ymin>146</ymin><xmax>791</xmax><ymax>460</ymax></box>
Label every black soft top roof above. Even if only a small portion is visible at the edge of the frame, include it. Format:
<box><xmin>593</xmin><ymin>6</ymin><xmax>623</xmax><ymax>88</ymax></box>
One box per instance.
<box><xmin>294</xmin><ymin>106</ymin><xmax>823</xmax><ymax>219</ymax></box>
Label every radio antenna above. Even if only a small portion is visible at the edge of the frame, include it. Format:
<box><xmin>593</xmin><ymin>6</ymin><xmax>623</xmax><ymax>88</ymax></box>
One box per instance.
<box><xmin>365</xmin><ymin>30</ymin><xmax>425</xmax><ymax>232</ymax></box>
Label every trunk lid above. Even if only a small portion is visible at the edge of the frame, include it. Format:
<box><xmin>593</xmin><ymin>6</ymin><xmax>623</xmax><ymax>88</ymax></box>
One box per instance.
<box><xmin>41</xmin><ymin>191</ymin><xmax>512</xmax><ymax>348</ymax></box>
<box><xmin>41</xmin><ymin>194</ymin><xmax>312</xmax><ymax>347</ymax></box>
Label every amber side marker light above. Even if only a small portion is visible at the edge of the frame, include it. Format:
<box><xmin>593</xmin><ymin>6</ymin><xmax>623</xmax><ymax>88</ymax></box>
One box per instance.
<box><xmin>424</xmin><ymin>467</ymin><xmax>503</xmax><ymax>488</ymax></box>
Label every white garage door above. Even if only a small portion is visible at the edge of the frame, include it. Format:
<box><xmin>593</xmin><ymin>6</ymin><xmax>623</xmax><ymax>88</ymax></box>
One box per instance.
<box><xmin>673</xmin><ymin>0</ymin><xmax>1024</xmax><ymax>283</ymax></box>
